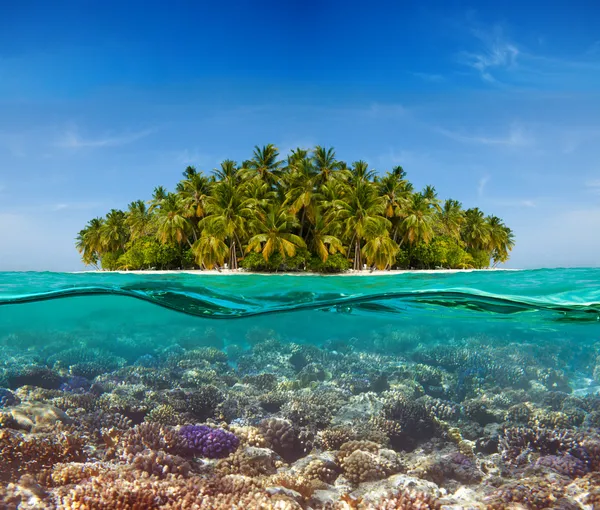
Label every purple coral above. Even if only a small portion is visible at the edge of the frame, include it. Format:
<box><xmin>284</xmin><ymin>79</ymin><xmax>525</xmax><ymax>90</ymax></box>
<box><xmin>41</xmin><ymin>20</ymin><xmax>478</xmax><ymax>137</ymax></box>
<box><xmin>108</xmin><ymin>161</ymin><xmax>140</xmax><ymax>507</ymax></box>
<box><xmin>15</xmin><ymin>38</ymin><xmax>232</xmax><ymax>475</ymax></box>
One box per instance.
<box><xmin>179</xmin><ymin>425</ymin><xmax>239</xmax><ymax>459</ymax></box>
<box><xmin>536</xmin><ymin>454</ymin><xmax>589</xmax><ymax>478</ymax></box>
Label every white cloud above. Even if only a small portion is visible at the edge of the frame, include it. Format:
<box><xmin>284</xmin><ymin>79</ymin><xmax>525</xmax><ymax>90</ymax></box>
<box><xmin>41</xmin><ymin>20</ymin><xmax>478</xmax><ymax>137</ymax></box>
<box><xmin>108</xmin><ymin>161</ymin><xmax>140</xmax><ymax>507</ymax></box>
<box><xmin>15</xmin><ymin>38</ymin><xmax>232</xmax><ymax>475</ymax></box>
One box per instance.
<box><xmin>477</xmin><ymin>176</ymin><xmax>489</xmax><ymax>197</ymax></box>
<box><xmin>458</xmin><ymin>20</ymin><xmax>600</xmax><ymax>87</ymax></box>
<box><xmin>56</xmin><ymin>127</ymin><xmax>155</xmax><ymax>149</ymax></box>
<box><xmin>489</xmin><ymin>198</ymin><xmax>536</xmax><ymax>208</ymax></box>
<box><xmin>436</xmin><ymin>123</ymin><xmax>532</xmax><ymax>147</ymax></box>
<box><xmin>459</xmin><ymin>25</ymin><xmax>519</xmax><ymax>83</ymax></box>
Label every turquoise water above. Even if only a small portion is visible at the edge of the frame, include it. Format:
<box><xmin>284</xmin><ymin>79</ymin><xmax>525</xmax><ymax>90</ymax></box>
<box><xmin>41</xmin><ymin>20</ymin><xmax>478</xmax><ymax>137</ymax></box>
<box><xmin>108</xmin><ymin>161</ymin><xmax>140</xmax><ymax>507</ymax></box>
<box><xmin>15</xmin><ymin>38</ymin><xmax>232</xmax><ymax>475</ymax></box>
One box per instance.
<box><xmin>1</xmin><ymin>268</ymin><xmax>598</xmax><ymax>346</ymax></box>
<box><xmin>2</xmin><ymin>268</ymin><xmax>600</xmax><ymax>506</ymax></box>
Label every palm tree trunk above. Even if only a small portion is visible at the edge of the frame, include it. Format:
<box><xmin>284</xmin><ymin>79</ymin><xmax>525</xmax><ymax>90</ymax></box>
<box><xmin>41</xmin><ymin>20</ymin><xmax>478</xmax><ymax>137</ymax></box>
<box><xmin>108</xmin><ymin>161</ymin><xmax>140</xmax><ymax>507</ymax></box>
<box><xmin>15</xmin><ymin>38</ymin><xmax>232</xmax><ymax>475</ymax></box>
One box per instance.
<box><xmin>299</xmin><ymin>208</ymin><xmax>305</xmax><ymax>239</ymax></box>
<box><xmin>354</xmin><ymin>240</ymin><xmax>361</xmax><ymax>270</ymax></box>
<box><xmin>230</xmin><ymin>239</ymin><xmax>237</xmax><ymax>269</ymax></box>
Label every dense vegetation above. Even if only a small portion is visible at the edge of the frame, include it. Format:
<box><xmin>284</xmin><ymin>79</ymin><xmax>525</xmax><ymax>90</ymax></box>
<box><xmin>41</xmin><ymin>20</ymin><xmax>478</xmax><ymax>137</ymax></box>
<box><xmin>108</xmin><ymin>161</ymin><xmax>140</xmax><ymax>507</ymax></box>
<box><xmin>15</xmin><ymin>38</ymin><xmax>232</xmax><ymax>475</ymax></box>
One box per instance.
<box><xmin>76</xmin><ymin>145</ymin><xmax>514</xmax><ymax>272</ymax></box>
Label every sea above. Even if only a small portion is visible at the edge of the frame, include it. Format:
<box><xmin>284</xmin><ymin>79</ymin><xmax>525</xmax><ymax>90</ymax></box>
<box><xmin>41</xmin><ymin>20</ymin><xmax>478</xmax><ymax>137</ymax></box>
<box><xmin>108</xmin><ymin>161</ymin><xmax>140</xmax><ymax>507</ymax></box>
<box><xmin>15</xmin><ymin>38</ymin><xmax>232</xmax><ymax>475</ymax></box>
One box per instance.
<box><xmin>1</xmin><ymin>268</ymin><xmax>599</xmax><ymax>508</ymax></box>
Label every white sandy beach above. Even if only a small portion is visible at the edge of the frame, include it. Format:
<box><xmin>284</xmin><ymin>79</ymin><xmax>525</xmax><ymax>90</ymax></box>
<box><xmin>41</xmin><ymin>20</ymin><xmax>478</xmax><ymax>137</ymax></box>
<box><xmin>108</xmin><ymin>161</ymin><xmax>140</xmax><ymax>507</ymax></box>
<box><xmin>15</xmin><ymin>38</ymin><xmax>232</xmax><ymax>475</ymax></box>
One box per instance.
<box><xmin>78</xmin><ymin>268</ymin><xmax>519</xmax><ymax>276</ymax></box>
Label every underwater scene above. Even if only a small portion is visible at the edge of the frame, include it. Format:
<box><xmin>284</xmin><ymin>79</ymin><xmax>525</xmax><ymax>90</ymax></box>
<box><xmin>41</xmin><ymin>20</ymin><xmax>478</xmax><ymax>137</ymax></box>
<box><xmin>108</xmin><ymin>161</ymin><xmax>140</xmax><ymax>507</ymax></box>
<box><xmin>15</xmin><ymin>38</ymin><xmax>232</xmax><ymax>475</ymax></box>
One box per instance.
<box><xmin>1</xmin><ymin>269</ymin><xmax>600</xmax><ymax>509</ymax></box>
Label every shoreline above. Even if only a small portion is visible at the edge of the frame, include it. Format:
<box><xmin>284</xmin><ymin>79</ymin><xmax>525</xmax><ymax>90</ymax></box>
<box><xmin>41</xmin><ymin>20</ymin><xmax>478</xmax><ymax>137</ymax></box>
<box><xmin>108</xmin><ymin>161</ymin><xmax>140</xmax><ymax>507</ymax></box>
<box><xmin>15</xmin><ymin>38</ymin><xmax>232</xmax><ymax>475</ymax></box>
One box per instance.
<box><xmin>75</xmin><ymin>268</ymin><xmax>519</xmax><ymax>276</ymax></box>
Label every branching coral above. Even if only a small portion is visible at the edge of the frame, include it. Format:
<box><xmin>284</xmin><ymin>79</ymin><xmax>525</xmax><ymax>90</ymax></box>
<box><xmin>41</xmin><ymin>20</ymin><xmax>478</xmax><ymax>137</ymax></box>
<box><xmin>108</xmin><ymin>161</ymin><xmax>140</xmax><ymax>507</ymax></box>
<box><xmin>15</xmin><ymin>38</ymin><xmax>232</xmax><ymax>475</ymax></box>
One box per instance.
<box><xmin>366</xmin><ymin>489</ymin><xmax>442</xmax><ymax>510</ymax></box>
<box><xmin>318</xmin><ymin>427</ymin><xmax>356</xmax><ymax>451</ymax></box>
<box><xmin>119</xmin><ymin>422</ymin><xmax>187</xmax><ymax>458</ymax></box>
<box><xmin>131</xmin><ymin>449</ymin><xmax>191</xmax><ymax>478</ymax></box>
<box><xmin>0</xmin><ymin>428</ymin><xmax>87</xmax><ymax>482</ymax></box>
<box><xmin>215</xmin><ymin>447</ymin><xmax>278</xmax><ymax>477</ymax></box>
<box><xmin>499</xmin><ymin>426</ymin><xmax>585</xmax><ymax>467</ymax></box>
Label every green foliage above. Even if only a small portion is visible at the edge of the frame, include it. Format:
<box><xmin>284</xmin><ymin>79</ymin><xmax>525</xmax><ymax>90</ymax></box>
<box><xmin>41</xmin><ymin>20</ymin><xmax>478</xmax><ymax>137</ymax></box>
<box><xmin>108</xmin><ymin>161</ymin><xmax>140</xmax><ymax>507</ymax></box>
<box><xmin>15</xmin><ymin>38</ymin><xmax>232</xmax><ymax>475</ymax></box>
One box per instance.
<box><xmin>468</xmin><ymin>249</ymin><xmax>491</xmax><ymax>269</ymax></box>
<box><xmin>100</xmin><ymin>251</ymin><xmax>122</xmax><ymax>271</ymax></box>
<box><xmin>240</xmin><ymin>249</ymin><xmax>309</xmax><ymax>272</ymax></box>
<box><xmin>307</xmin><ymin>253</ymin><xmax>351</xmax><ymax>273</ymax></box>
<box><xmin>77</xmin><ymin>145</ymin><xmax>514</xmax><ymax>272</ymax></box>
<box><xmin>395</xmin><ymin>248</ymin><xmax>411</xmax><ymax>269</ymax></box>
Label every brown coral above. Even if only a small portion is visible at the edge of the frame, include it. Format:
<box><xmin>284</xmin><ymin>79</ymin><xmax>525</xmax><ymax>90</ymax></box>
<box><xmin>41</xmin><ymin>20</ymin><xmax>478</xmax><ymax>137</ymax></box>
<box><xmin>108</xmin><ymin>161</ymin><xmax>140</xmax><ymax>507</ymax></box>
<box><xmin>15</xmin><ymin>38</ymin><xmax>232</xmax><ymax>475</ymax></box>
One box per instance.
<box><xmin>130</xmin><ymin>449</ymin><xmax>191</xmax><ymax>478</ymax></box>
<box><xmin>259</xmin><ymin>417</ymin><xmax>304</xmax><ymax>461</ymax></box>
<box><xmin>145</xmin><ymin>404</ymin><xmax>181</xmax><ymax>426</ymax></box>
<box><xmin>485</xmin><ymin>479</ymin><xmax>566</xmax><ymax>510</ymax></box>
<box><xmin>48</xmin><ymin>462</ymin><xmax>103</xmax><ymax>487</ymax></box>
<box><xmin>336</xmin><ymin>440</ymin><xmax>380</xmax><ymax>463</ymax></box>
<box><xmin>340</xmin><ymin>450</ymin><xmax>396</xmax><ymax>484</ymax></box>
<box><xmin>230</xmin><ymin>424</ymin><xmax>268</xmax><ymax>448</ymax></box>
<box><xmin>365</xmin><ymin>489</ymin><xmax>441</xmax><ymax>509</ymax></box>
<box><xmin>119</xmin><ymin>422</ymin><xmax>186</xmax><ymax>458</ymax></box>
<box><xmin>215</xmin><ymin>447</ymin><xmax>278</xmax><ymax>477</ymax></box>
<box><xmin>0</xmin><ymin>428</ymin><xmax>87</xmax><ymax>482</ymax></box>
<box><xmin>319</xmin><ymin>427</ymin><xmax>355</xmax><ymax>451</ymax></box>
<box><xmin>303</xmin><ymin>459</ymin><xmax>340</xmax><ymax>484</ymax></box>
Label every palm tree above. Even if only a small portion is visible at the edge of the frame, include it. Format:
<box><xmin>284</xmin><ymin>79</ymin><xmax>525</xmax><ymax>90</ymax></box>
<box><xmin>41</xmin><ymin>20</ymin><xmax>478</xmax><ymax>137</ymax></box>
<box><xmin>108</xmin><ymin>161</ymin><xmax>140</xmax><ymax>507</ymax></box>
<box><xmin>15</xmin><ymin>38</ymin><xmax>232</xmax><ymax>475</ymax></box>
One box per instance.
<box><xmin>192</xmin><ymin>234</ymin><xmax>229</xmax><ymax>269</ymax></box>
<box><xmin>126</xmin><ymin>200</ymin><xmax>153</xmax><ymax>241</ymax></box>
<box><xmin>362</xmin><ymin>230</ymin><xmax>399</xmax><ymax>270</ymax></box>
<box><xmin>148</xmin><ymin>186</ymin><xmax>168</xmax><ymax>213</ymax></box>
<box><xmin>286</xmin><ymin>147</ymin><xmax>310</xmax><ymax>170</ymax></box>
<box><xmin>246</xmin><ymin>203</ymin><xmax>306</xmax><ymax>262</ymax></box>
<box><xmin>199</xmin><ymin>181</ymin><xmax>251</xmax><ymax>269</ymax></box>
<box><xmin>487</xmin><ymin>216</ymin><xmax>515</xmax><ymax>266</ymax></box>
<box><xmin>76</xmin><ymin>217</ymin><xmax>104</xmax><ymax>267</ymax></box>
<box><xmin>307</xmin><ymin>209</ymin><xmax>344</xmax><ymax>263</ymax></box>
<box><xmin>462</xmin><ymin>208</ymin><xmax>491</xmax><ymax>251</ymax></box>
<box><xmin>349</xmin><ymin>160</ymin><xmax>376</xmax><ymax>185</ymax></box>
<box><xmin>100</xmin><ymin>209</ymin><xmax>128</xmax><ymax>252</ymax></box>
<box><xmin>422</xmin><ymin>185</ymin><xmax>442</xmax><ymax>213</ymax></box>
<box><xmin>176</xmin><ymin>171</ymin><xmax>211</xmax><ymax>239</ymax></box>
<box><xmin>76</xmin><ymin>145</ymin><xmax>514</xmax><ymax>270</ymax></box>
<box><xmin>378</xmin><ymin>167</ymin><xmax>413</xmax><ymax>242</ymax></box>
<box><xmin>437</xmin><ymin>199</ymin><xmax>465</xmax><ymax>240</ymax></box>
<box><xmin>241</xmin><ymin>144</ymin><xmax>283</xmax><ymax>188</ymax></box>
<box><xmin>213</xmin><ymin>160</ymin><xmax>240</xmax><ymax>185</ymax></box>
<box><xmin>154</xmin><ymin>194</ymin><xmax>192</xmax><ymax>246</ymax></box>
<box><xmin>313</xmin><ymin>146</ymin><xmax>342</xmax><ymax>185</ymax></box>
<box><xmin>285</xmin><ymin>158</ymin><xmax>319</xmax><ymax>236</ymax></box>
<box><xmin>330</xmin><ymin>180</ymin><xmax>388</xmax><ymax>270</ymax></box>
<box><xmin>401</xmin><ymin>194</ymin><xmax>435</xmax><ymax>246</ymax></box>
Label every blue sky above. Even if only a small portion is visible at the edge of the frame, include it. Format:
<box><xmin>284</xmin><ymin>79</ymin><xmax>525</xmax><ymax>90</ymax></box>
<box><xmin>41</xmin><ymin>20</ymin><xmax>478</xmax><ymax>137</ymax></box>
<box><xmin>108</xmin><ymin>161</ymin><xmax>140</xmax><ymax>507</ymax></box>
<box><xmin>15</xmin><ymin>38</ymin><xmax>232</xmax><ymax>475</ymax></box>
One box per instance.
<box><xmin>1</xmin><ymin>0</ymin><xmax>599</xmax><ymax>270</ymax></box>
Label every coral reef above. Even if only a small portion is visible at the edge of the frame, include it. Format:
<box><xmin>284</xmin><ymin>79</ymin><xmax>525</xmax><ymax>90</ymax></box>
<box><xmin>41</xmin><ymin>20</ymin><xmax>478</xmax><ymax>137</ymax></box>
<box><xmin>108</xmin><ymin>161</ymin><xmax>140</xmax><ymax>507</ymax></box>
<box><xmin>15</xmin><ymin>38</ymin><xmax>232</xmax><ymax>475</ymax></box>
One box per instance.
<box><xmin>178</xmin><ymin>424</ymin><xmax>240</xmax><ymax>458</ymax></box>
<box><xmin>2</xmin><ymin>322</ymin><xmax>600</xmax><ymax>508</ymax></box>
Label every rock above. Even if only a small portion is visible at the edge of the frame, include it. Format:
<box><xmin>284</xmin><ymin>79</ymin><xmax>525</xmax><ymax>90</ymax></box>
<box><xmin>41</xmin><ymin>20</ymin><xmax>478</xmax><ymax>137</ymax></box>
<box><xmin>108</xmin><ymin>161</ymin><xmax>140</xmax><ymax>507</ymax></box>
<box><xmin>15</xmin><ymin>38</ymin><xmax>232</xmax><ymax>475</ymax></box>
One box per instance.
<box><xmin>6</xmin><ymin>403</ymin><xmax>71</xmax><ymax>431</ymax></box>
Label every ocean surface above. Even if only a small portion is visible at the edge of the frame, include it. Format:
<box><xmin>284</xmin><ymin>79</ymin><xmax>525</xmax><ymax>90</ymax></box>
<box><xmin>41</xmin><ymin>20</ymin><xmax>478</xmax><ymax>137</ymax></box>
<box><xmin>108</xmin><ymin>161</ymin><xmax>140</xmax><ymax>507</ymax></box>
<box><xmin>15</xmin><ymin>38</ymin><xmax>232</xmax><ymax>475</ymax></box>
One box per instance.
<box><xmin>1</xmin><ymin>268</ymin><xmax>598</xmax><ymax>347</ymax></box>
<box><xmin>2</xmin><ymin>268</ymin><xmax>600</xmax><ymax>507</ymax></box>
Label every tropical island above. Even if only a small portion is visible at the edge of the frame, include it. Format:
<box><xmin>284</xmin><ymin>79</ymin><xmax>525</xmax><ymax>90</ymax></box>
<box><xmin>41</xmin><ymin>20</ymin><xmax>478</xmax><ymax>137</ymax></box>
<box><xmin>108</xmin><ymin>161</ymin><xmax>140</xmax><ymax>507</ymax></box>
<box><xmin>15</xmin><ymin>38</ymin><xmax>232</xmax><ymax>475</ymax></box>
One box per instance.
<box><xmin>76</xmin><ymin>145</ymin><xmax>514</xmax><ymax>273</ymax></box>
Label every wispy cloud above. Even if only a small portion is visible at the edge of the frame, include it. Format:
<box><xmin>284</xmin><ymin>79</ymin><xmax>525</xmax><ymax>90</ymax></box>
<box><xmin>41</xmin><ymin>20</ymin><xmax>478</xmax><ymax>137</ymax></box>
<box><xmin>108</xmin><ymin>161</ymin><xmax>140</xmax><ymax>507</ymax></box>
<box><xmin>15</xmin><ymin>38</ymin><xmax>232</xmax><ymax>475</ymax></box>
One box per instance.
<box><xmin>489</xmin><ymin>198</ymin><xmax>536</xmax><ymax>208</ymax></box>
<box><xmin>478</xmin><ymin>176</ymin><xmax>489</xmax><ymax>197</ymax></box>
<box><xmin>411</xmin><ymin>72</ymin><xmax>445</xmax><ymax>83</ymax></box>
<box><xmin>436</xmin><ymin>123</ymin><xmax>532</xmax><ymax>147</ymax></box>
<box><xmin>56</xmin><ymin>127</ymin><xmax>156</xmax><ymax>149</ymax></box>
<box><xmin>175</xmin><ymin>149</ymin><xmax>213</xmax><ymax>167</ymax></box>
<box><xmin>459</xmin><ymin>25</ymin><xmax>519</xmax><ymax>83</ymax></box>
<box><xmin>458</xmin><ymin>20</ymin><xmax>600</xmax><ymax>87</ymax></box>
<box><xmin>586</xmin><ymin>179</ymin><xmax>600</xmax><ymax>195</ymax></box>
<box><xmin>365</xmin><ymin>103</ymin><xmax>406</xmax><ymax>118</ymax></box>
